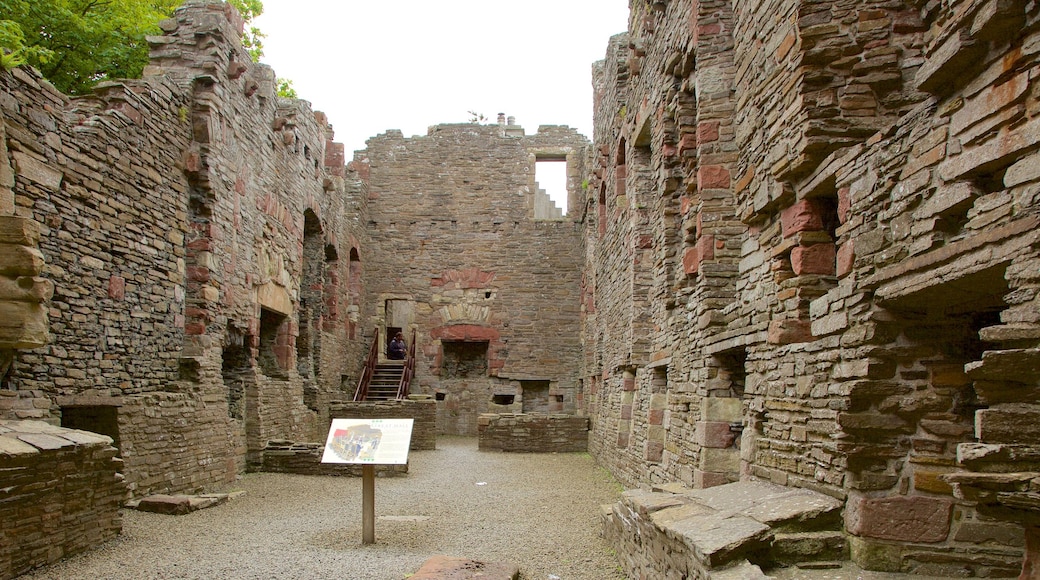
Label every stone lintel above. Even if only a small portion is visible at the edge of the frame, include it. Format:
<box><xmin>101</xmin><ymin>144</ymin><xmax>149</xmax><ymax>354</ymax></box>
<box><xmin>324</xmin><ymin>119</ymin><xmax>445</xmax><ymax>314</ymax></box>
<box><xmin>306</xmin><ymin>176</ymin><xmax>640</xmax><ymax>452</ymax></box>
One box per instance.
<box><xmin>869</xmin><ymin>215</ymin><xmax>1039</xmax><ymax>302</ymax></box>
<box><xmin>256</xmin><ymin>282</ymin><xmax>291</xmax><ymax>315</ymax></box>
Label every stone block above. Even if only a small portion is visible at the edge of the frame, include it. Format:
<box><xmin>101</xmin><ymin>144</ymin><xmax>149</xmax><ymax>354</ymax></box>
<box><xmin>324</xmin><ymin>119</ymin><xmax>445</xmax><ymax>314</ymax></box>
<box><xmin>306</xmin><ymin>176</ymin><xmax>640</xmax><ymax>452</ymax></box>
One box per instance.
<box><xmin>845</xmin><ymin>495</ymin><xmax>952</xmax><ymax>543</ymax></box>
<box><xmin>703</xmin><ymin>397</ymin><xmax>742</xmax><ymax>422</ymax></box>
<box><xmin>696</xmin><ymin>420</ymin><xmax>737</xmax><ymax>448</ymax></box>
<box><xmin>0</xmin><ymin>276</ymin><xmax>53</xmax><ymax>303</ymax></box>
<box><xmin>976</xmin><ymin>405</ymin><xmax>1040</xmax><ymax>444</ymax></box>
<box><xmin>698</xmin><ymin>165</ymin><xmax>731</xmax><ymax>190</ymax></box>
<box><xmin>0</xmin><ymin>244</ymin><xmax>45</xmax><ymax>277</ymax></box>
<box><xmin>835</xmin><ymin>240</ymin><xmax>854</xmax><ymax>278</ymax></box>
<box><xmin>791</xmin><ymin>243</ymin><xmax>836</xmax><ymax>276</ymax></box>
<box><xmin>768</xmin><ymin>318</ymin><xmax>813</xmax><ymax>345</ymax></box>
<box><xmin>781</xmin><ymin>199</ymin><xmax>828</xmax><ymax>238</ymax></box>
<box><xmin>953</xmin><ymin>520</ymin><xmax>1024</xmax><ymax>546</ymax></box>
<box><xmin>693</xmin><ymin>469</ymin><xmax>732</xmax><ymax>488</ymax></box>
<box><xmin>0</xmin><ymin>301</ymin><xmax>49</xmax><ymax>349</ymax></box>
<box><xmin>11</xmin><ymin>151</ymin><xmax>63</xmax><ymax>191</ymax></box>
<box><xmin>0</xmin><ymin>216</ymin><xmax>41</xmax><ymax>246</ymax></box>
<box><xmin>700</xmin><ymin>447</ymin><xmax>740</xmax><ymax>473</ymax></box>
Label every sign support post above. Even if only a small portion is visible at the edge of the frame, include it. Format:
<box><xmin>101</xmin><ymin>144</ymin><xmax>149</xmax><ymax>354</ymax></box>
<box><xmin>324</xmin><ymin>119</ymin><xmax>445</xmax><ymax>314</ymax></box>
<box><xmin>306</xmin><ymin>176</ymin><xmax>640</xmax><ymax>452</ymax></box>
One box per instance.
<box><xmin>362</xmin><ymin>464</ymin><xmax>375</xmax><ymax>544</ymax></box>
<box><xmin>320</xmin><ymin>418</ymin><xmax>414</xmax><ymax>546</ymax></box>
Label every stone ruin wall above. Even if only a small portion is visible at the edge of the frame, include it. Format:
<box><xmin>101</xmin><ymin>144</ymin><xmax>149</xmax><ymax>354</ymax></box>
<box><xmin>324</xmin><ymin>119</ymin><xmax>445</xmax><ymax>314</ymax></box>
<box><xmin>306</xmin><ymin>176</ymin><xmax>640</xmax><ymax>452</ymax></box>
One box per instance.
<box><xmin>0</xmin><ymin>0</ymin><xmax>370</xmax><ymax>497</ymax></box>
<box><xmin>359</xmin><ymin>123</ymin><xmax>588</xmax><ymax>436</ymax></box>
<box><xmin>584</xmin><ymin>0</ymin><xmax>1040</xmax><ymax>575</ymax></box>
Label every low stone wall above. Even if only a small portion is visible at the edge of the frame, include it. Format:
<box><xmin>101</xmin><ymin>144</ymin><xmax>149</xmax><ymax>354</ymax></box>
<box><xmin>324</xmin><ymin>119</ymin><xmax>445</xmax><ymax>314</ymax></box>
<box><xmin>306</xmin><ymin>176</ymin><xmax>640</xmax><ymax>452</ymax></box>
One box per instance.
<box><xmin>329</xmin><ymin>398</ymin><xmax>437</xmax><ymax>450</ymax></box>
<box><xmin>261</xmin><ymin>440</ymin><xmax>407</xmax><ymax>476</ymax></box>
<box><xmin>477</xmin><ymin>413</ymin><xmax>589</xmax><ymax>452</ymax></box>
<box><xmin>0</xmin><ymin>420</ymin><xmax>125</xmax><ymax>580</ymax></box>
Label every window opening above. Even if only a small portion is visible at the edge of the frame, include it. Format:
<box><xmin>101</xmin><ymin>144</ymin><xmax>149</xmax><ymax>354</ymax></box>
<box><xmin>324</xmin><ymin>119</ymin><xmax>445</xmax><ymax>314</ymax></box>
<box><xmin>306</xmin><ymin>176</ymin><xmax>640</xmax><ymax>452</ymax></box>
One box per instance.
<box><xmin>535</xmin><ymin>159</ymin><xmax>567</xmax><ymax>217</ymax></box>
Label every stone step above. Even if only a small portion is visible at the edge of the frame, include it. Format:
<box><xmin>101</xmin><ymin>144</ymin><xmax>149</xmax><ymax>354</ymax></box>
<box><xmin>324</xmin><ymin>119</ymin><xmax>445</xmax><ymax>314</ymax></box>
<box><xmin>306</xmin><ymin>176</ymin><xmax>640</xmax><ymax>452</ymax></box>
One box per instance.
<box><xmin>604</xmin><ymin>479</ymin><xmax>844</xmax><ymax>578</ymax></box>
<box><xmin>768</xmin><ymin>530</ymin><xmax>848</xmax><ymax>566</ymax></box>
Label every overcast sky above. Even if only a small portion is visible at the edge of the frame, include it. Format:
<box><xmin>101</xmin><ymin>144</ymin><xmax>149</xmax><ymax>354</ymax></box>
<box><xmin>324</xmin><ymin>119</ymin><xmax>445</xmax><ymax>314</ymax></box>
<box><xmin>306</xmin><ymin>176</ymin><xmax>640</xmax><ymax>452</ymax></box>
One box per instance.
<box><xmin>253</xmin><ymin>1</ymin><xmax>630</xmax><ymax>209</ymax></box>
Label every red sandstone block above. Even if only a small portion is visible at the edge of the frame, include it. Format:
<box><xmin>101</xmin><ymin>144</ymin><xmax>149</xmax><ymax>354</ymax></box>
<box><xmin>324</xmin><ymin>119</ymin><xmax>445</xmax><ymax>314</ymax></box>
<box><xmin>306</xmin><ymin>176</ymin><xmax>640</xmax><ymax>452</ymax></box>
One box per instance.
<box><xmin>683</xmin><ymin>246</ymin><xmax>700</xmax><ymax>275</ymax></box>
<box><xmin>837</xmin><ymin>187</ymin><xmax>851</xmax><ymax>224</ymax></box>
<box><xmin>791</xmin><ymin>243</ymin><xmax>836</xmax><ymax>276</ymax></box>
<box><xmin>768</xmin><ymin>318</ymin><xmax>813</xmax><ymax>345</ymax></box>
<box><xmin>781</xmin><ymin>198</ymin><xmax>828</xmax><ymax>238</ymax></box>
<box><xmin>693</xmin><ymin>469</ymin><xmax>731</xmax><ymax>488</ymax></box>
<box><xmin>184</xmin><ymin>322</ymin><xmax>206</xmax><ymax>335</ymax></box>
<box><xmin>648</xmin><ymin>408</ymin><xmax>665</xmax><ymax>426</ymax></box>
<box><xmin>623</xmin><ymin>377</ymin><xmax>636</xmax><ymax>391</ymax></box>
<box><xmin>697</xmin><ymin>23</ymin><xmax>721</xmax><ymax>40</ymax></box>
<box><xmin>697</xmin><ymin>121</ymin><xmax>720</xmax><ymax>144</ymax></box>
<box><xmin>845</xmin><ymin>495</ymin><xmax>952</xmax><ymax>543</ymax></box>
<box><xmin>678</xmin><ymin>132</ymin><xmax>697</xmax><ymax>155</ymax></box>
<box><xmin>411</xmin><ymin>555</ymin><xmax>519</xmax><ymax>580</ymax></box>
<box><xmin>107</xmin><ymin>276</ymin><xmax>125</xmax><ymax>300</ymax></box>
<box><xmin>645</xmin><ymin>441</ymin><xmax>664</xmax><ymax>462</ymax></box>
<box><xmin>698</xmin><ymin>165</ymin><xmax>731</xmax><ymax>190</ymax></box>
<box><xmin>697</xmin><ymin>234</ymin><xmax>716</xmax><ymax>262</ymax></box>
<box><xmin>696</xmin><ymin>420</ymin><xmax>736</xmax><ymax>448</ymax></box>
<box><xmin>186</xmin><ymin>266</ymin><xmax>210</xmax><ymax>283</ymax></box>
<box><xmin>681</xmin><ymin>195</ymin><xmax>694</xmax><ymax>215</ymax></box>
<box><xmin>621</xmin><ymin>405</ymin><xmax>633</xmax><ymax>420</ymax></box>
<box><xmin>836</xmin><ymin>240</ymin><xmax>855</xmax><ymax>278</ymax></box>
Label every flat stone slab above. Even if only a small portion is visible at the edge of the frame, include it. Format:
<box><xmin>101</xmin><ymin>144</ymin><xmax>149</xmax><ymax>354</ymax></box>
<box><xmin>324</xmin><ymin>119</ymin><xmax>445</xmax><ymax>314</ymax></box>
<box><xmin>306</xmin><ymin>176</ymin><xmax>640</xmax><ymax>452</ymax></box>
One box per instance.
<box><xmin>685</xmin><ymin>480</ymin><xmax>842</xmax><ymax>528</ymax></box>
<box><xmin>410</xmin><ymin>555</ymin><xmax>519</xmax><ymax>580</ymax></box>
<box><xmin>653</xmin><ymin>504</ymin><xmax>770</xmax><ymax>567</ymax></box>
<box><xmin>133</xmin><ymin>492</ymin><xmax>242</xmax><ymax>515</ymax></box>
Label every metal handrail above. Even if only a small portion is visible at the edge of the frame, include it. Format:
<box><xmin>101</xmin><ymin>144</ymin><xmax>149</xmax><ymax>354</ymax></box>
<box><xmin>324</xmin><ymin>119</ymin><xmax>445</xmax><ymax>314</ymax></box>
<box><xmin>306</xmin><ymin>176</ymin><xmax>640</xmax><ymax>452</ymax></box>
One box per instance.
<box><xmin>353</xmin><ymin>327</ymin><xmax>380</xmax><ymax>402</ymax></box>
<box><xmin>395</xmin><ymin>328</ymin><xmax>416</xmax><ymax>399</ymax></box>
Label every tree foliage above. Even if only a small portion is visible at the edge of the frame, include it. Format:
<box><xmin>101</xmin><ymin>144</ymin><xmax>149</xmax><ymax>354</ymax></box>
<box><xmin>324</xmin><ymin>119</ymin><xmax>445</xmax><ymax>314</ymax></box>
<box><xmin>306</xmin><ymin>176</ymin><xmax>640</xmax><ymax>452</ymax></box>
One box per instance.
<box><xmin>0</xmin><ymin>0</ymin><xmax>181</xmax><ymax>94</ymax></box>
<box><xmin>0</xmin><ymin>0</ymin><xmax>268</xmax><ymax>95</ymax></box>
<box><xmin>276</xmin><ymin>77</ymin><xmax>296</xmax><ymax>99</ymax></box>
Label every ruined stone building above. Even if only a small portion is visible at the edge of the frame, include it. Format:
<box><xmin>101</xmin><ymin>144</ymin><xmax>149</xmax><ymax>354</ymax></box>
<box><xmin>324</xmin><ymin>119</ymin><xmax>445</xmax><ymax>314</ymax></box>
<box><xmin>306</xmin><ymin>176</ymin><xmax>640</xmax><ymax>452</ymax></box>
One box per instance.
<box><xmin>1</xmin><ymin>0</ymin><xmax>1039</xmax><ymax>578</ymax></box>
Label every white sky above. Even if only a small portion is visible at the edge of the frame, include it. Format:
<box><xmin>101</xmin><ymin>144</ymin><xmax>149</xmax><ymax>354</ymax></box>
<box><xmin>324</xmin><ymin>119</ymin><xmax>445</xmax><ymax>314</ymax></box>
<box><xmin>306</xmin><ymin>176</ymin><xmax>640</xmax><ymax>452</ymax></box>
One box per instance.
<box><xmin>253</xmin><ymin>1</ymin><xmax>630</xmax><ymax>211</ymax></box>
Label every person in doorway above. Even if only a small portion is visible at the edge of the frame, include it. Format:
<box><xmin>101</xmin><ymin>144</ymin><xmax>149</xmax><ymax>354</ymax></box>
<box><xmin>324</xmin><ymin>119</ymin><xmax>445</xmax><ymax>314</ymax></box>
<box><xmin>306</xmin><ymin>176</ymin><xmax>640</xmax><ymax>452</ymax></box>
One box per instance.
<box><xmin>388</xmin><ymin>332</ymin><xmax>406</xmax><ymax>360</ymax></box>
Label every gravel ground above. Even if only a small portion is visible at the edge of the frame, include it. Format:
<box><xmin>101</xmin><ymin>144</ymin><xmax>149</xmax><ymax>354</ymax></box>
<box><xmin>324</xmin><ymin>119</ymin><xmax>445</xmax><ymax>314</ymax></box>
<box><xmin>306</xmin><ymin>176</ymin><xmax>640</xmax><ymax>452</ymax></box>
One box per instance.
<box><xmin>22</xmin><ymin>436</ymin><xmax>627</xmax><ymax>580</ymax></box>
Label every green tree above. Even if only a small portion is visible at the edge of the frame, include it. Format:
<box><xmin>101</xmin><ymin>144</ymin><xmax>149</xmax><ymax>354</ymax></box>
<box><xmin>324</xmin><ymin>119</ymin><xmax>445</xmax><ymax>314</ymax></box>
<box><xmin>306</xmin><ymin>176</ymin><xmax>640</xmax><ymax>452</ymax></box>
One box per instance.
<box><xmin>0</xmin><ymin>0</ymin><xmax>268</xmax><ymax>95</ymax></box>
<box><xmin>0</xmin><ymin>0</ymin><xmax>181</xmax><ymax>94</ymax></box>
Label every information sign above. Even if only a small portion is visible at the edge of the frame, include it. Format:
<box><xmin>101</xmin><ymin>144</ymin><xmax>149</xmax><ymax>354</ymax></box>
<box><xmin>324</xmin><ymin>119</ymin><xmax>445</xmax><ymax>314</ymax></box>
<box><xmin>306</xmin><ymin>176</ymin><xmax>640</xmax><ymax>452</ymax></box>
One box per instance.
<box><xmin>320</xmin><ymin>418</ymin><xmax>414</xmax><ymax>465</ymax></box>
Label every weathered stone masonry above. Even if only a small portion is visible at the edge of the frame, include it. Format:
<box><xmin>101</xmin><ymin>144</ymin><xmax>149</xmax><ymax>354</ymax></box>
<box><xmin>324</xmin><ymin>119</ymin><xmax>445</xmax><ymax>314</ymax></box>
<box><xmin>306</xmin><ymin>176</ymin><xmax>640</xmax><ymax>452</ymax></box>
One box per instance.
<box><xmin>359</xmin><ymin>122</ymin><xmax>588</xmax><ymax>436</ymax></box>
<box><xmin>3</xmin><ymin>0</ymin><xmax>1040</xmax><ymax>577</ymax></box>
<box><xmin>1</xmin><ymin>0</ymin><xmax>369</xmax><ymax>504</ymax></box>
<box><xmin>585</xmin><ymin>0</ymin><xmax>1040</xmax><ymax>575</ymax></box>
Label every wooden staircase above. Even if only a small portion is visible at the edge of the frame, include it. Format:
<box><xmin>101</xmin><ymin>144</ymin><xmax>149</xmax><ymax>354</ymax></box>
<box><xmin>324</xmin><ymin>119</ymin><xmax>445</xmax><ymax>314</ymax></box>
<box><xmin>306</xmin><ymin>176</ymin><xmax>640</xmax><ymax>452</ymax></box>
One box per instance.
<box><xmin>365</xmin><ymin>361</ymin><xmax>405</xmax><ymax>401</ymax></box>
<box><xmin>353</xmin><ymin>328</ymin><xmax>416</xmax><ymax>402</ymax></box>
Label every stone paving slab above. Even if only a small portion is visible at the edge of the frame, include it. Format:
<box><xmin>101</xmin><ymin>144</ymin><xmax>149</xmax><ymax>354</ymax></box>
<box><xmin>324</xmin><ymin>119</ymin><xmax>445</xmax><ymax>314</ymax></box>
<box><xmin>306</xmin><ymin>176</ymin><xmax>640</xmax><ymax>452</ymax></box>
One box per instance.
<box><xmin>131</xmin><ymin>492</ymin><xmax>244</xmax><ymax>515</ymax></box>
<box><xmin>685</xmin><ymin>480</ymin><xmax>843</xmax><ymax>528</ymax></box>
<box><xmin>410</xmin><ymin>555</ymin><xmax>519</xmax><ymax>580</ymax></box>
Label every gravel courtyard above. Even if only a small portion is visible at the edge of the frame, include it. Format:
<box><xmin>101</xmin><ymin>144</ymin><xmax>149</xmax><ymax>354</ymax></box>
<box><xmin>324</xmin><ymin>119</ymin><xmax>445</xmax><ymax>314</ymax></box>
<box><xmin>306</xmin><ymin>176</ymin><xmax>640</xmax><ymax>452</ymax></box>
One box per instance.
<box><xmin>22</xmin><ymin>437</ymin><xmax>627</xmax><ymax>580</ymax></box>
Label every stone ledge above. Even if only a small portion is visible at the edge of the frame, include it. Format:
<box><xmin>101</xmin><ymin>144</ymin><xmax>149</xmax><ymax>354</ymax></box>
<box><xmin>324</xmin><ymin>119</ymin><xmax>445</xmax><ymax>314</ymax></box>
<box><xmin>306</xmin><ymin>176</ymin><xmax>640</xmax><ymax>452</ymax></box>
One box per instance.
<box><xmin>0</xmin><ymin>419</ymin><xmax>112</xmax><ymax>457</ymax></box>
